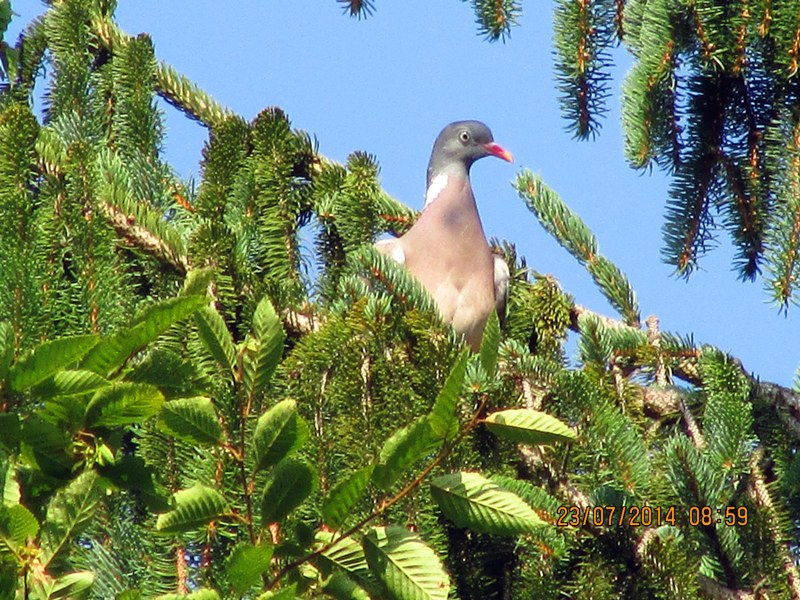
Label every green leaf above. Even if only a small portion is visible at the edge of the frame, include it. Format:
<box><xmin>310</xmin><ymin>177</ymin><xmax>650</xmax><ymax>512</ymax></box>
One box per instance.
<box><xmin>158</xmin><ymin>397</ymin><xmax>222</xmax><ymax>446</ymax></box>
<box><xmin>225</xmin><ymin>542</ymin><xmax>274</xmax><ymax>594</ymax></box>
<box><xmin>430</xmin><ymin>472</ymin><xmax>546</xmax><ymax>535</ymax></box>
<box><xmin>315</xmin><ymin>531</ymin><xmax>374</xmax><ymax>588</ymax></box>
<box><xmin>194</xmin><ymin>306</ymin><xmax>236</xmax><ymax>377</ymax></box>
<box><xmin>244</xmin><ymin>296</ymin><xmax>286</xmax><ymax>399</ymax></box>
<box><xmin>0</xmin><ymin>504</ymin><xmax>39</xmax><ymax>550</ymax></box>
<box><xmin>9</xmin><ymin>335</ymin><xmax>99</xmax><ymax>391</ymax></box>
<box><xmin>156</xmin><ymin>485</ymin><xmax>228</xmax><ymax>534</ymax></box>
<box><xmin>32</xmin><ymin>370</ymin><xmax>111</xmax><ymax>398</ymax></box>
<box><xmin>260</xmin><ymin>458</ymin><xmax>314</xmax><ymax>525</ymax></box>
<box><xmin>82</xmin><ymin>295</ymin><xmax>207</xmax><ymax>376</ymax></box>
<box><xmin>49</xmin><ymin>570</ymin><xmax>95</xmax><ymax>599</ymax></box>
<box><xmin>322</xmin><ymin>466</ymin><xmax>374</xmax><ymax>529</ymax></box>
<box><xmin>322</xmin><ymin>571</ymin><xmax>371</xmax><ymax>600</ymax></box>
<box><xmin>363</xmin><ymin>526</ymin><xmax>450</xmax><ymax>600</ymax></box>
<box><xmin>40</xmin><ymin>471</ymin><xmax>102</xmax><ymax>565</ymax></box>
<box><xmin>253</xmin><ymin>400</ymin><xmax>309</xmax><ymax>474</ymax></box>
<box><xmin>20</xmin><ymin>417</ymin><xmax>73</xmax><ymax>477</ymax></box>
<box><xmin>479</xmin><ymin>310</ymin><xmax>501</xmax><ymax>376</ymax></box>
<box><xmin>2</xmin><ymin>463</ymin><xmax>20</xmax><ymax>505</ymax></box>
<box><xmin>428</xmin><ymin>351</ymin><xmax>468</xmax><ymax>439</ymax></box>
<box><xmin>372</xmin><ymin>416</ymin><xmax>440</xmax><ymax>492</ymax></box>
<box><xmin>483</xmin><ymin>409</ymin><xmax>576</xmax><ymax>445</ymax></box>
<box><xmin>0</xmin><ymin>322</ymin><xmax>13</xmax><ymax>382</ymax></box>
<box><xmin>85</xmin><ymin>382</ymin><xmax>165</xmax><ymax>428</ymax></box>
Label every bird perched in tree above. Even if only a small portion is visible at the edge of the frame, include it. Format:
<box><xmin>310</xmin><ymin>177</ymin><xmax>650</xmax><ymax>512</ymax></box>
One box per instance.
<box><xmin>376</xmin><ymin>121</ymin><xmax>513</xmax><ymax>350</ymax></box>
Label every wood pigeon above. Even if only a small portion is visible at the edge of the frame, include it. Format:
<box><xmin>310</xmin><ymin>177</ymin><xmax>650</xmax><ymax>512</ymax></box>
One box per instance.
<box><xmin>376</xmin><ymin>121</ymin><xmax>513</xmax><ymax>350</ymax></box>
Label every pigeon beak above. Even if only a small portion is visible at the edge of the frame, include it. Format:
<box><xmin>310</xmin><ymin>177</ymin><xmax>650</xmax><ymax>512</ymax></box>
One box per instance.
<box><xmin>484</xmin><ymin>142</ymin><xmax>514</xmax><ymax>163</ymax></box>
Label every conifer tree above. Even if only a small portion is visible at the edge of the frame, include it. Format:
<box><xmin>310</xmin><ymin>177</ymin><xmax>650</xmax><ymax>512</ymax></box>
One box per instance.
<box><xmin>0</xmin><ymin>2</ymin><xmax>798</xmax><ymax>600</ymax></box>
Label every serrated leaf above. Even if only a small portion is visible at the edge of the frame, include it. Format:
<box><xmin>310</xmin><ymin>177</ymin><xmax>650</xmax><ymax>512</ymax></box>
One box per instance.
<box><xmin>363</xmin><ymin>526</ymin><xmax>449</xmax><ymax>600</ymax></box>
<box><xmin>194</xmin><ymin>306</ymin><xmax>236</xmax><ymax>377</ymax></box>
<box><xmin>225</xmin><ymin>542</ymin><xmax>273</xmax><ymax>594</ymax></box>
<box><xmin>483</xmin><ymin>409</ymin><xmax>576</xmax><ymax>445</ymax></box>
<box><xmin>9</xmin><ymin>335</ymin><xmax>99</xmax><ymax>391</ymax></box>
<box><xmin>253</xmin><ymin>400</ymin><xmax>309</xmax><ymax>474</ymax></box>
<box><xmin>372</xmin><ymin>416</ymin><xmax>440</xmax><ymax>492</ymax></box>
<box><xmin>260</xmin><ymin>458</ymin><xmax>314</xmax><ymax>525</ymax></box>
<box><xmin>244</xmin><ymin>296</ymin><xmax>285</xmax><ymax>399</ymax></box>
<box><xmin>159</xmin><ymin>397</ymin><xmax>222</xmax><ymax>446</ymax></box>
<box><xmin>322</xmin><ymin>466</ymin><xmax>374</xmax><ymax>529</ymax></box>
<box><xmin>49</xmin><ymin>570</ymin><xmax>95</xmax><ymax>599</ymax></box>
<box><xmin>40</xmin><ymin>471</ymin><xmax>102</xmax><ymax>565</ymax></box>
<box><xmin>85</xmin><ymin>382</ymin><xmax>165</xmax><ymax>428</ymax></box>
<box><xmin>32</xmin><ymin>370</ymin><xmax>111</xmax><ymax>398</ymax></box>
<box><xmin>430</xmin><ymin>472</ymin><xmax>545</xmax><ymax>535</ymax></box>
<box><xmin>82</xmin><ymin>295</ymin><xmax>207</xmax><ymax>376</ymax></box>
<box><xmin>2</xmin><ymin>463</ymin><xmax>20</xmax><ymax>505</ymax></box>
<box><xmin>0</xmin><ymin>504</ymin><xmax>39</xmax><ymax>550</ymax></box>
<box><xmin>479</xmin><ymin>310</ymin><xmax>501</xmax><ymax>376</ymax></box>
<box><xmin>315</xmin><ymin>531</ymin><xmax>375</xmax><ymax>588</ymax></box>
<box><xmin>156</xmin><ymin>485</ymin><xmax>227</xmax><ymax>533</ymax></box>
<box><xmin>428</xmin><ymin>351</ymin><xmax>468</xmax><ymax>439</ymax></box>
<box><xmin>19</xmin><ymin>417</ymin><xmax>72</xmax><ymax>477</ymax></box>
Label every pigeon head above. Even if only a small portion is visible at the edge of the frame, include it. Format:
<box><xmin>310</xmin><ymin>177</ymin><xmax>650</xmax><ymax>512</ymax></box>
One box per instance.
<box><xmin>427</xmin><ymin>120</ymin><xmax>513</xmax><ymax>185</ymax></box>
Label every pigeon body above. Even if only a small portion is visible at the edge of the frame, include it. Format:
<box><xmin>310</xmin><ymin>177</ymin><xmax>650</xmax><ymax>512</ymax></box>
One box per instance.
<box><xmin>376</xmin><ymin>121</ymin><xmax>512</xmax><ymax>350</ymax></box>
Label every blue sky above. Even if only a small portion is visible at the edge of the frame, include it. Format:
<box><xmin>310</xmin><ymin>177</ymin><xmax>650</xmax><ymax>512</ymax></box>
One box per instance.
<box><xmin>11</xmin><ymin>1</ymin><xmax>798</xmax><ymax>385</ymax></box>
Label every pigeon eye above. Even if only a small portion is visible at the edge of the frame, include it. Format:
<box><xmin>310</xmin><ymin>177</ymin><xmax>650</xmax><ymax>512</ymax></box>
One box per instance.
<box><xmin>459</xmin><ymin>130</ymin><xmax>470</xmax><ymax>143</ymax></box>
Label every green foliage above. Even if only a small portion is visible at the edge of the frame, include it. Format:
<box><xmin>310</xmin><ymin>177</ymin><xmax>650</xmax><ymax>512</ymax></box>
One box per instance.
<box><xmin>0</xmin><ymin>3</ymin><xmax>797</xmax><ymax>599</ymax></box>
<box><xmin>483</xmin><ymin>408</ymin><xmax>576</xmax><ymax>445</ymax></box>
<box><xmin>553</xmin><ymin>0</ymin><xmax>617</xmax><ymax>138</ymax></box>
<box><xmin>362</xmin><ymin>526</ymin><xmax>450</xmax><ymax>600</ymax></box>
<box><xmin>516</xmin><ymin>171</ymin><xmax>640</xmax><ymax>325</ymax></box>
<box><xmin>430</xmin><ymin>472</ymin><xmax>546</xmax><ymax>535</ymax></box>
<box><xmin>253</xmin><ymin>399</ymin><xmax>309</xmax><ymax>474</ymax></box>
<box><xmin>156</xmin><ymin>484</ymin><xmax>228</xmax><ymax>534</ymax></box>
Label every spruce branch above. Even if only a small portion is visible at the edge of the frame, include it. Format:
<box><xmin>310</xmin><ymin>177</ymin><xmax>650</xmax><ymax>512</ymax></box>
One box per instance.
<box><xmin>91</xmin><ymin>16</ymin><xmax>234</xmax><ymax>127</ymax></box>
<box><xmin>516</xmin><ymin>170</ymin><xmax>641</xmax><ymax>326</ymax></box>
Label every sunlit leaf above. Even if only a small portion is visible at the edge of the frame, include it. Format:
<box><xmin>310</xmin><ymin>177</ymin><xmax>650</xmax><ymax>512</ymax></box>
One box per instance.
<box><xmin>40</xmin><ymin>471</ymin><xmax>102</xmax><ymax>565</ymax></box>
<box><xmin>85</xmin><ymin>382</ymin><xmax>164</xmax><ymax>428</ymax></box>
<box><xmin>10</xmin><ymin>335</ymin><xmax>99</xmax><ymax>391</ymax></box>
<box><xmin>225</xmin><ymin>542</ymin><xmax>273</xmax><ymax>594</ymax></box>
<box><xmin>253</xmin><ymin>399</ymin><xmax>308</xmax><ymax>474</ymax></box>
<box><xmin>483</xmin><ymin>408</ymin><xmax>576</xmax><ymax>445</ymax></box>
<box><xmin>156</xmin><ymin>485</ymin><xmax>228</xmax><ymax>533</ymax></box>
<box><xmin>322</xmin><ymin>465</ymin><xmax>374</xmax><ymax>529</ymax></box>
<box><xmin>159</xmin><ymin>396</ymin><xmax>222</xmax><ymax>445</ymax></box>
<box><xmin>428</xmin><ymin>351</ymin><xmax>468</xmax><ymax>439</ymax></box>
<box><xmin>363</xmin><ymin>526</ymin><xmax>449</xmax><ymax>600</ymax></box>
<box><xmin>431</xmin><ymin>472</ymin><xmax>545</xmax><ymax>535</ymax></box>
<box><xmin>260</xmin><ymin>458</ymin><xmax>315</xmax><ymax>524</ymax></box>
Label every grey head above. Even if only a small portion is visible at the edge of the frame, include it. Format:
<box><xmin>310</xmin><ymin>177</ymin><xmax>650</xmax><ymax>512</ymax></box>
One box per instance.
<box><xmin>426</xmin><ymin>120</ymin><xmax>513</xmax><ymax>186</ymax></box>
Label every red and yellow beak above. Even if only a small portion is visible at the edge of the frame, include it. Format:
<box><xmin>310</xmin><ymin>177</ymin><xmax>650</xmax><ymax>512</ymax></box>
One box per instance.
<box><xmin>484</xmin><ymin>142</ymin><xmax>514</xmax><ymax>163</ymax></box>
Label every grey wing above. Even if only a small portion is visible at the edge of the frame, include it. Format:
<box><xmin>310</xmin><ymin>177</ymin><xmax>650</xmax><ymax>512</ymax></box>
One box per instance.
<box><xmin>493</xmin><ymin>255</ymin><xmax>510</xmax><ymax>325</ymax></box>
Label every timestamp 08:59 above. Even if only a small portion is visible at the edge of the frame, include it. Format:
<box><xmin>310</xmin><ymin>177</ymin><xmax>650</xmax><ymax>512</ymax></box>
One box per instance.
<box><xmin>555</xmin><ymin>505</ymin><xmax>749</xmax><ymax>528</ymax></box>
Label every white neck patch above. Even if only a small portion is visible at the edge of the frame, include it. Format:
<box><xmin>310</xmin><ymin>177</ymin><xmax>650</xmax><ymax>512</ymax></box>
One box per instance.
<box><xmin>425</xmin><ymin>173</ymin><xmax>448</xmax><ymax>207</ymax></box>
